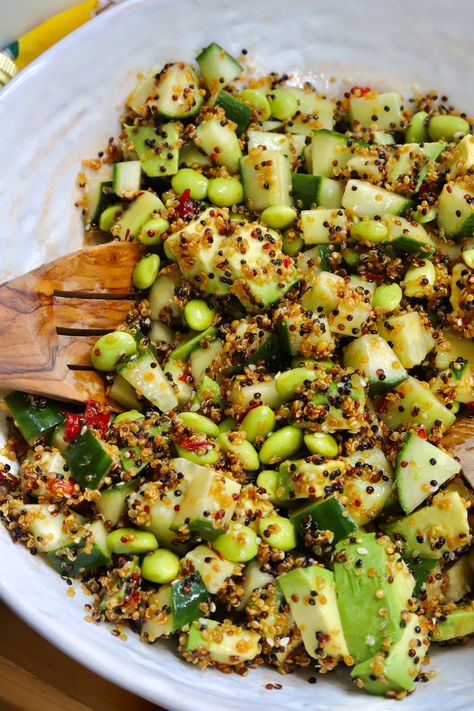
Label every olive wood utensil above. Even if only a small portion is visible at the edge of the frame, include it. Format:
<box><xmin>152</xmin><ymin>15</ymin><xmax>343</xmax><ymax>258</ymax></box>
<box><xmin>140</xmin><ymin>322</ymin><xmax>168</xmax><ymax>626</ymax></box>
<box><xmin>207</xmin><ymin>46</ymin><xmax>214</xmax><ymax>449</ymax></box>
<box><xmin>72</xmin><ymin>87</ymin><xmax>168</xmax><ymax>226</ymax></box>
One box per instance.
<box><xmin>441</xmin><ymin>416</ymin><xmax>474</xmax><ymax>489</ymax></box>
<box><xmin>0</xmin><ymin>242</ymin><xmax>141</xmax><ymax>405</ymax></box>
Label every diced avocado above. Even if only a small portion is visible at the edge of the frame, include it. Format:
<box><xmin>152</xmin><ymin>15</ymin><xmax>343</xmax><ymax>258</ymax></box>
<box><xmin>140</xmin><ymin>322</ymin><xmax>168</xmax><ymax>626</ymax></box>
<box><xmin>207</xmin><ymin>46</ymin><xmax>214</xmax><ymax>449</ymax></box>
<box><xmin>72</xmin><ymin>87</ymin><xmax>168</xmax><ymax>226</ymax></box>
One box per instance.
<box><xmin>112</xmin><ymin>190</ymin><xmax>165</xmax><ymax>240</ymax></box>
<box><xmin>279</xmin><ymin>457</ymin><xmax>346</xmax><ymax>499</ymax></box>
<box><xmin>352</xmin><ymin>613</ymin><xmax>430</xmax><ymax>696</ymax></box>
<box><xmin>47</xmin><ymin>519</ymin><xmax>111</xmax><ymax>577</ymax></box>
<box><xmin>443</xmin><ymin>550</ymin><xmax>474</xmax><ymax>603</ymax></box>
<box><xmin>118</xmin><ymin>348</ymin><xmax>178</xmax><ymax>413</ymax></box>
<box><xmin>290</xmin><ymin>496</ymin><xmax>358</xmax><ymax>545</ymax></box>
<box><xmin>343</xmin><ymin>447</ymin><xmax>394</xmax><ymax>526</ymax></box>
<box><xmin>63</xmin><ymin>426</ymin><xmax>113</xmax><ymax>490</ymax></box>
<box><xmin>194</xmin><ymin>118</ymin><xmax>242</xmax><ymax>173</ymax></box>
<box><xmin>438</xmin><ymin>180</ymin><xmax>474</xmax><ymax>238</ymax></box>
<box><xmin>378</xmin><ymin>311</ymin><xmax>435</xmax><ymax>369</ymax></box>
<box><xmin>342</xmin><ymin>179</ymin><xmax>413</xmax><ymax>218</ymax></box>
<box><xmin>343</xmin><ymin>335</ymin><xmax>407</xmax><ymax>395</ymax></box>
<box><xmin>446</xmin><ymin>134</ymin><xmax>474</xmax><ymax>178</ymax></box>
<box><xmin>300</xmin><ymin>208</ymin><xmax>348</xmax><ymax>245</ymax></box>
<box><xmin>182</xmin><ymin>545</ymin><xmax>236</xmax><ymax>594</ymax></box>
<box><xmin>141</xmin><ymin>585</ymin><xmax>174</xmax><ymax>641</ymax></box>
<box><xmin>377</xmin><ymin>376</ymin><xmax>456</xmax><ymax>433</ymax></box>
<box><xmin>5</xmin><ymin>391</ymin><xmax>65</xmax><ymax>444</ymax></box>
<box><xmin>334</xmin><ymin>532</ymin><xmax>415</xmax><ymax>662</ymax></box>
<box><xmin>186</xmin><ymin>618</ymin><xmax>261</xmax><ymax>664</ymax></box>
<box><xmin>386</xmin><ymin>491</ymin><xmax>471</xmax><ymax>560</ymax></box>
<box><xmin>236</xmin><ymin>560</ymin><xmax>274</xmax><ymax>611</ymax></box>
<box><xmin>279</xmin><ymin>565</ymin><xmax>349</xmax><ymax>663</ymax></box>
<box><xmin>395</xmin><ymin>433</ymin><xmax>461</xmax><ymax>514</ymax></box>
<box><xmin>383</xmin><ymin>215</ymin><xmax>436</xmax><ymax>255</ymax></box>
<box><xmin>97</xmin><ymin>481</ymin><xmax>138</xmax><ymax>526</ymax></box>
<box><xmin>240</xmin><ymin>149</ymin><xmax>292</xmax><ymax>211</ymax></box>
<box><xmin>276</xmin><ymin>303</ymin><xmax>334</xmax><ymax>358</ymax></box>
<box><xmin>433</xmin><ymin>604</ymin><xmax>474</xmax><ymax>641</ymax></box>
<box><xmin>349</xmin><ymin>91</ymin><xmax>402</xmax><ymax>131</ymax></box>
<box><xmin>307</xmin><ymin>373</ymin><xmax>367</xmax><ymax>433</ymax></box>
<box><xmin>125</xmin><ymin>124</ymin><xmax>180</xmax><ymax>177</ymax></box>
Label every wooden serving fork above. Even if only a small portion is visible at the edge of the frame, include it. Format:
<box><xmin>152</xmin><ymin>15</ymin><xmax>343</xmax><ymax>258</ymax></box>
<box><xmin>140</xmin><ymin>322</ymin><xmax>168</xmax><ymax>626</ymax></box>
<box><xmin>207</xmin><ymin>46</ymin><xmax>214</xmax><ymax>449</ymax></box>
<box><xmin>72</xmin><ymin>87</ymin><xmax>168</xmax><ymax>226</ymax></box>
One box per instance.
<box><xmin>0</xmin><ymin>242</ymin><xmax>141</xmax><ymax>405</ymax></box>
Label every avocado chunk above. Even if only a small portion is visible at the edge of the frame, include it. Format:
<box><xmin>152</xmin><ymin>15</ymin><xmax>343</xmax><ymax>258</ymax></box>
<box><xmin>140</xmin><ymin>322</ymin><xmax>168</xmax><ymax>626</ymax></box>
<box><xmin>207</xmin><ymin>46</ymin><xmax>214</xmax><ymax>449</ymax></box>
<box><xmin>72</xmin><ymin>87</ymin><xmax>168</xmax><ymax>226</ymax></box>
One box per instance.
<box><xmin>386</xmin><ymin>491</ymin><xmax>471</xmax><ymax>560</ymax></box>
<box><xmin>352</xmin><ymin>612</ymin><xmax>430</xmax><ymax>696</ymax></box>
<box><xmin>182</xmin><ymin>545</ymin><xmax>236</xmax><ymax>594</ymax></box>
<box><xmin>434</xmin><ymin>604</ymin><xmax>474</xmax><ymax>641</ymax></box>
<box><xmin>334</xmin><ymin>532</ymin><xmax>415</xmax><ymax>663</ymax></box>
<box><xmin>279</xmin><ymin>565</ymin><xmax>349</xmax><ymax>667</ymax></box>
<box><xmin>343</xmin><ymin>335</ymin><xmax>407</xmax><ymax>395</ymax></box>
<box><xmin>186</xmin><ymin>618</ymin><xmax>261</xmax><ymax>664</ymax></box>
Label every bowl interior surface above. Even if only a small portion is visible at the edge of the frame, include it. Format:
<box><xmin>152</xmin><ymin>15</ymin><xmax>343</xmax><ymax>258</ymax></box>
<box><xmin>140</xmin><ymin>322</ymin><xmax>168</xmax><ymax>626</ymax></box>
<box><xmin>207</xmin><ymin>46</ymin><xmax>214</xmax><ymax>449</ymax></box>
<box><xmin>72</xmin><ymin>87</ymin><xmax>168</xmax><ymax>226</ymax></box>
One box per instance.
<box><xmin>0</xmin><ymin>0</ymin><xmax>473</xmax><ymax>709</ymax></box>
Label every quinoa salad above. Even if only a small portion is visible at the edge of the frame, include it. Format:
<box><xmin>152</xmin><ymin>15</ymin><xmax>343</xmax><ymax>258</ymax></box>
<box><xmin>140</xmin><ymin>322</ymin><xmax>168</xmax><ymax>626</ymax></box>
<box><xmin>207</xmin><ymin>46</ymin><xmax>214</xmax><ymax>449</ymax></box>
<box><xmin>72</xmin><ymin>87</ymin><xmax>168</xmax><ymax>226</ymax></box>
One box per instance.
<box><xmin>1</xmin><ymin>42</ymin><xmax>474</xmax><ymax>699</ymax></box>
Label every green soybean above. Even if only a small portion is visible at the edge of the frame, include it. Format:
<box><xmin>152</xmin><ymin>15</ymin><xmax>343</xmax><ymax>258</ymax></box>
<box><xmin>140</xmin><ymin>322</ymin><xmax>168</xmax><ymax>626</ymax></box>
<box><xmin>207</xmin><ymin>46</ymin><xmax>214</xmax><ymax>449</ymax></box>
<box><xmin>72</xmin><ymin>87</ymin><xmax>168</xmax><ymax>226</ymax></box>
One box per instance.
<box><xmin>372</xmin><ymin>283</ymin><xmax>403</xmax><ymax>311</ymax></box>
<box><xmin>138</xmin><ymin>217</ymin><xmax>170</xmax><ymax>245</ymax></box>
<box><xmin>175</xmin><ymin>444</ymin><xmax>219</xmax><ymax>465</ymax></box>
<box><xmin>219</xmin><ymin>417</ymin><xmax>236</xmax><ymax>433</ymax></box>
<box><xmin>267</xmin><ymin>89</ymin><xmax>298</xmax><ymax>120</ymax></box>
<box><xmin>342</xmin><ymin>247</ymin><xmax>361</xmax><ymax>268</ymax></box>
<box><xmin>304</xmin><ymin>432</ymin><xmax>338</xmax><ymax>457</ymax></box>
<box><xmin>240</xmin><ymin>89</ymin><xmax>271</xmax><ymax>120</ymax></box>
<box><xmin>133</xmin><ymin>253</ymin><xmax>160</xmax><ymax>290</ymax></box>
<box><xmin>178</xmin><ymin>412</ymin><xmax>220</xmax><ymax>437</ymax></box>
<box><xmin>107</xmin><ymin>527</ymin><xmax>158</xmax><ymax>554</ymax></box>
<box><xmin>258</xmin><ymin>515</ymin><xmax>296</xmax><ymax>552</ymax></box>
<box><xmin>282</xmin><ymin>232</ymin><xmax>304</xmax><ymax>257</ymax></box>
<box><xmin>239</xmin><ymin>405</ymin><xmax>276</xmax><ymax>443</ymax></box>
<box><xmin>405</xmin><ymin>111</ymin><xmax>429</xmax><ymax>143</ymax></box>
<box><xmin>217</xmin><ymin>433</ymin><xmax>260</xmax><ymax>471</ymax></box>
<box><xmin>261</xmin><ymin>205</ymin><xmax>297</xmax><ymax>230</ymax></box>
<box><xmin>184</xmin><ymin>299</ymin><xmax>215</xmax><ymax>331</ymax></box>
<box><xmin>462</xmin><ymin>249</ymin><xmax>474</xmax><ymax>269</ymax></box>
<box><xmin>114</xmin><ymin>410</ymin><xmax>145</xmax><ymax>423</ymax></box>
<box><xmin>207</xmin><ymin>177</ymin><xmax>244</xmax><ymax>207</ymax></box>
<box><xmin>428</xmin><ymin>115</ymin><xmax>470</xmax><ymax>142</ymax></box>
<box><xmin>412</xmin><ymin>207</ymin><xmax>438</xmax><ymax>224</ymax></box>
<box><xmin>256</xmin><ymin>470</ymin><xmax>280</xmax><ymax>503</ymax></box>
<box><xmin>91</xmin><ymin>331</ymin><xmax>137</xmax><ymax>371</ymax></box>
<box><xmin>212</xmin><ymin>524</ymin><xmax>258</xmax><ymax>562</ymax></box>
<box><xmin>259</xmin><ymin>426</ymin><xmax>304</xmax><ymax>465</ymax></box>
<box><xmin>171</xmin><ymin>168</ymin><xmax>209</xmax><ymax>200</ymax></box>
<box><xmin>276</xmin><ymin>368</ymin><xmax>317</xmax><ymax>401</ymax></box>
<box><xmin>99</xmin><ymin>204</ymin><xmax>122</xmax><ymax>232</ymax></box>
<box><xmin>141</xmin><ymin>549</ymin><xmax>180</xmax><ymax>584</ymax></box>
<box><xmin>404</xmin><ymin>260</ymin><xmax>436</xmax><ymax>298</ymax></box>
<box><xmin>351</xmin><ymin>220</ymin><xmax>388</xmax><ymax>243</ymax></box>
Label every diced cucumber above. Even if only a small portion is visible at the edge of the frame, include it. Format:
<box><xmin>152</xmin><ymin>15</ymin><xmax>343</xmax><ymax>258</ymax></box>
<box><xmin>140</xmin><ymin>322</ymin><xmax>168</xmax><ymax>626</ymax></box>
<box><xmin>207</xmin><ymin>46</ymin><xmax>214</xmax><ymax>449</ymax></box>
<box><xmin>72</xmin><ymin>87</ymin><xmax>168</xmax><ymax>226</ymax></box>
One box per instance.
<box><xmin>142</xmin><ymin>585</ymin><xmax>174</xmax><ymax>641</ymax></box>
<box><xmin>342</xmin><ymin>179</ymin><xmax>413</xmax><ymax>218</ymax></box>
<box><xmin>196</xmin><ymin>43</ymin><xmax>243</xmax><ymax>91</ymax></box>
<box><xmin>113</xmin><ymin>161</ymin><xmax>141</xmax><ymax>198</ymax></box>
<box><xmin>118</xmin><ymin>348</ymin><xmax>178</xmax><ymax>413</ymax></box>
<box><xmin>5</xmin><ymin>391</ymin><xmax>65</xmax><ymax>444</ymax></box>
<box><xmin>346</xmin><ymin>155</ymin><xmax>386</xmax><ymax>183</ymax></box>
<box><xmin>179</xmin><ymin>142</ymin><xmax>212</xmax><ymax>168</ymax></box>
<box><xmin>182</xmin><ymin>545</ymin><xmax>236</xmax><ymax>594</ymax></box>
<box><xmin>163</xmin><ymin>358</ymin><xmax>194</xmax><ymax>406</ymax></box>
<box><xmin>286</xmin><ymin>88</ymin><xmax>334</xmax><ymax>129</ymax></box>
<box><xmin>216</xmin><ymin>90</ymin><xmax>253</xmax><ymax>135</ymax></box>
<box><xmin>48</xmin><ymin>519</ymin><xmax>111</xmax><ymax>577</ymax></box>
<box><xmin>431</xmin><ymin>362</ymin><xmax>474</xmax><ymax>405</ymax></box>
<box><xmin>290</xmin><ymin>496</ymin><xmax>357</xmax><ymax>544</ymax></box>
<box><xmin>343</xmin><ymin>447</ymin><xmax>394</xmax><ymax>525</ymax></box>
<box><xmin>377</xmin><ymin>375</ymin><xmax>456</xmax><ymax>433</ymax></box>
<box><xmin>378</xmin><ymin>311</ymin><xmax>435</xmax><ymax>369</ymax></box>
<box><xmin>126</xmin><ymin>66</ymin><xmax>160</xmax><ymax>115</ymax></box>
<box><xmin>386</xmin><ymin>144</ymin><xmax>429</xmax><ymax>192</ymax></box>
<box><xmin>189</xmin><ymin>339</ymin><xmax>225</xmax><ymax>382</ymax></box>
<box><xmin>97</xmin><ymin>481</ymin><xmax>138</xmax><ymax>526</ymax></box>
<box><xmin>194</xmin><ymin>118</ymin><xmax>242</xmax><ymax>173</ymax></box>
<box><xmin>300</xmin><ymin>208</ymin><xmax>348</xmax><ymax>244</ymax></box>
<box><xmin>383</xmin><ymin>215</ymin><xmax>436</xmax><ymax>255</ymax></box>
<box><xmin>279</xmin><ymin>458</ymin><xmax>346</xmax><ymax>499</ymax></box>
<box><xmin>148</xmin><ymin>62</ymin><xmax>202</xmax><ymax>118</ymax></box>
<box><xmin>22</xmin><ymin>449</ymin><xmax>69</xmax><ymax>498</ymax></box>
<box><xmin>8</xmin><ymin>502</ymin><xmax>72</xmax><ymax>552</ymax></box>
<box><xmin>291</xmin><ymin>173</ymin><xmax>319</xmax><ymax>209</ymax></box>
<box><xmin>108</xmin><ymin>374</ymin><xmax>144</xmax><ymax>412</ymax></box>
<box><xmin>63</xmin><ymin>426</ymin><xmax>113</xmax><ymax>490</ymax></box>
<box><xmin>85</xmin><ymin>177</ymin><xmax>113</xmax><ymax>224</ymax></box>
<box><xmin>149</xmin><ymin>268</ymin><xmax>181</xmax><ymax>321</ymax></box>
<box><xmin>343</xmin><ymin>334</ymin><xmax>407</xmax><ymax>395</ymax></box>
<box><xmin>410</xmin><ymin>557</ymin><xmax>438</xmax><ymax>597</ymax></box>
<box><xmin>277</xmin><ymin>308</ymin><xmax>333</xmax><ymax>357</ymax></box>
<box><xmin>113</xmin><ymin>190</ymin><xmax>165</xmax><ymax>240</ymax></box>
<box><xmin>170</xmin><ymin>326</ymin><xmax>218</xmax><ymax>362</ymax></box>
<box><xmin>437</xmin><ymin>181</ymin><xmax>474</xmax><ymax>237</ymax></box>
<box><xmin>311</xmin><ymin>129</ymin><xmax>364</xmax><ymax>178</ymax></box>
<box><xmin>150</xmin><ymin>321</ymin><xmax>175</xmax><ymax>345</ymax></box>
<box><xmin>125</xmin><ymin>123</ymin><xmax>180</xmax><ymax>178</ymax></box>
<box><xmin>186</xmin><ymin>618</ymin><xmax>261</xmax><ymax>664</ymax></box>
<box><xmin>433</xmin><ymin>328</ymin><xmax>474</xmax><ymax>370</ymax></box>
<box><xmin>349</xmin><ymin>91</ymin><xmax>402</xmax><ymax>130</ymax></box>
<box><xmin>171</xmin><ymin>573</ymin><xmax>209</xmax><ymax>631</ymax></box>
<box><xmin>395</xmin><ymin>433</ymin><xmax>461</xmax><ymax>514</ymax></box>
<box><xmin>446</xmin><ymin>134</ymin><xmax>474</xmax><ymax>178</ymax></box>
<box><xmin>247</xmin><ymin>130</ymin><xmax>291</xmax><ymax>158</ymax></box>
<box><xmin>229</xmin><ymin>376</ymin><xmax>284</xmax><ymax>413</ymax></box>
<box><xmin>240</xmin><ymin>149</ymin><xmax>292</xmax><ymax>211</ymax></box>
<box><xmin>297</xmin><ymin>244</ymin><xmax>331</xmax><ymax>283</ymax></box>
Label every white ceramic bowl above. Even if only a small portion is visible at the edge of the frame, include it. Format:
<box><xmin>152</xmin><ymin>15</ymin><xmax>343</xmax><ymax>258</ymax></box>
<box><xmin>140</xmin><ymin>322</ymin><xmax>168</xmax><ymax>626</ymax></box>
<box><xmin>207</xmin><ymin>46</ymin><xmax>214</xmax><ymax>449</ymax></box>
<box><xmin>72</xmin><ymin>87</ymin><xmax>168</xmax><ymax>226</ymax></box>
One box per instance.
<box><xmin>1</xmin><ymin>1</ymin><xmax>473</xmax><ymax>708</ymax></box>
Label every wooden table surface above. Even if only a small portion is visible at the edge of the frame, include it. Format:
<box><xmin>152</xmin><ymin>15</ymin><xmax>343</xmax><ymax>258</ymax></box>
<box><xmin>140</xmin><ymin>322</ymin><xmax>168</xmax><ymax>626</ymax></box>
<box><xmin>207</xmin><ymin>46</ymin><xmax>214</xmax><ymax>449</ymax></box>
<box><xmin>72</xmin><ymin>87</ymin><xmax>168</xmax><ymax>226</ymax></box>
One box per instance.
<box><xmin>0</xmin><ymin>602</ymin><xmax>162</xmax><ymax>711</ymax></box>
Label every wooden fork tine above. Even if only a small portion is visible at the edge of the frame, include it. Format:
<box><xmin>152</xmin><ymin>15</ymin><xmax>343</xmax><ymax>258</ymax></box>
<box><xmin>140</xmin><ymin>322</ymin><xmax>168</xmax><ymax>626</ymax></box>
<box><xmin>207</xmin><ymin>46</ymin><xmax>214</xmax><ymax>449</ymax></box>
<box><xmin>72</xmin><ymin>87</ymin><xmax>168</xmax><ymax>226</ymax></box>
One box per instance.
<box><xmin>53</xmin><ymin>297</ymin><xmax>134</xmax><ymax>333</ymax></box>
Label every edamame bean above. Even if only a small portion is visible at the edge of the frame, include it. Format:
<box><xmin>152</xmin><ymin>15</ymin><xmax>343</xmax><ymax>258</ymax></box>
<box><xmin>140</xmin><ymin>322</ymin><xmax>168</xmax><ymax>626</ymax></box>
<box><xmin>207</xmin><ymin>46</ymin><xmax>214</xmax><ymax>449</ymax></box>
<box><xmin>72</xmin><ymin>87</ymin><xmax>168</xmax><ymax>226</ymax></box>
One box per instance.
<box><xmin>171</xmin><ymin>168</ymin><xmax>209</xmax><ymax>200</ymax></box>
<box><xmin>114</xmin><ymin>410</ymin><xmax>145</xmax><ymax>423</ymax></box>
<box><xmin>405</xmin><ymin>111</ymin><xmax>429</xmax><ymax>143</ymax></box>
<box><xmin>276</xmin><ymin>368</ymin><xmax>317</xmax><ymax>401</ymax></box>
<box><xmin>107</xmin><ymin>527</ymin><xmax>158</xmax><ymax>554</ymax></box>
<box><xmin>184</xmin><ymin>299</ymin><xmax>215</xmax><ymax>331</ymax></box>
<box><xmin>240</xmin><ymin>89</ymin><xmax>271</xmax><ymax>120</ymax></box>
<box><xmin>267</xmin><ymin>89</ymin><xmax>298</xmax><ymax>120</ymax></box>
<box><xmin>261</xmin><ymin>205</ymin><xmax>297</xmax><ymax>230</ymax></box>
<box><xmin>412</xmin><ymin>207</ymin><xmax>437</xmax><ymax>224</ymax></box>
<box><xmin>175</xmin><ymin>444</ymin><xmax>219</xmax><ymax>465</ymax></box>
<box><xmin>91</xmin><ymin>331</ymin><xmax>137</xmax><ymax>371</ymax></box>
<box><xmin>258</xmin><ymin>515</ymin><xmax>296</xmax><ymax>552</ymax></box>
<box><xmin>282</xmin><ymin>232</ymin><xmax>304</xmax><ymax>257</ymax></box>
<box><xmin>304</xmin><ymin>432</ymin><xmax>338</xmax><ymax>457</ymax></box>
<box><xmin>138</xmin><ymin>217</ymin><xmax>170</xmax><ymax>245</ymax></box>
<box><xmin>217</xmin><ymin>433</ymin><xmax>260</xmax><ymax>471</ymax></box>
<box><xmin>133</xmin><ymin>253</ymin><xmax>160</xmax><ymax>290</ymax></box>
<box><xmin>212</xmin><ymin>523</ymin><xmax>258</xmax><ymax>562</ymax></box>
<box><xmin>239</xmin><ymin>405</ymin><xmax>276</xmax><ymax>443</ymax></box>
<box><xmin>256</xmin><ymin>470</ymin><xmax>280</xmax><ymax>503</ymax></box>
<box><xmin>428</xmin><ymin>115</ymin><xmax>470</xmax><ymax>142</ymax></box>
<box><xmin>219</xmin><ymin>417</ymin><xmax>236</xmax><ymax>433</ymax></box>
<box><xmin>178</xmin><ymin>412</ymin><xmax>220</xmax><ymax>437</ymax></box>
<box><xmin>351</xmin><ymin>220</ymin><xmax>388</xmax><ymax>243</ymax></box>
<box><xmin>342</xmin><ymin>247</ymin><xmax>361</xmax><ymax>268</ymax></box>
<box><xmin>462</xmin><ymin>249</ymin><xmax>474</xmax><ymax>269</ymax></box>
<box><xmin>207</xmin><ymin>177</ymin><xmax>243</xmax><ymax>207</ymax></box>
<box><xmin>372</xmin><ymin>283</ymin><xmax>403</xmax><ymax>311</ymax></box>
<box><xmin>259</xmin><ymin>426</ymin><xmax>304</xmax><ymax>465</ymax></box>
<box><xmin>99</xmin><ymin>204</ymin><xmax>122</xmax><ymax>232</ymax></box>
<box><xmin>404</xmin><ymin>260</ymin><xmax>436</xmax><ymax>298</ymax></box>
<box><xmin>141</xmin><ymin>549</ymin><xmax>180</xmax><ymax>584</ymax></box>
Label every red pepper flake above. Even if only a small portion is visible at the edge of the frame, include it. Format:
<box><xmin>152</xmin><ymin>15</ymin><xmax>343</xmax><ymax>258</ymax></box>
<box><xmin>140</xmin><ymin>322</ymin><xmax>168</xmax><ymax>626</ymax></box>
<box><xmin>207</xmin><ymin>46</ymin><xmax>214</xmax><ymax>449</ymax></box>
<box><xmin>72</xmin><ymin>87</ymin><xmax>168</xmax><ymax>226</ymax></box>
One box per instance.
<box><xmin>417</xmin><ymin>427</ymin><xmax>427</xmax><ymax>439</ymax></box>
<box><xmin>178</xmin><ymin>435</ymin><xmax>210</xmax><ymax>452</ymax></box>
<box><xmin>237</xmin><ymin>401</ymin><xmax>263</xmax><ymax>423</ymax></box>
<box><xmin>351</xmin><ymin>85</ymin><xmax>371</xmax><ymax>96</ymax></box>
<box><xmin>365</xmin><ymin>272</ymin><xmax>383</xmax><ymax>282</ymax></box>
<box><xmin>46</xmin><ymin>478</ymin><xmax>75</xmax><ymax>497</ymax></box>
<box><xmin>283</xmin><ymin>256</ymin><xmax>293</xmax><ymax>269</ymax></box>
<box><xmin>64</xmin><ymin>400</ymin><xmax>110</xmax><ymax>441</ymax></box>
<box><xmin>176</xmin><ymin>188</ymin><xmax>195</xmax><ymax>219</ymax></box>
<box><xmin>64</xmin><ymin>413</ymin><xmax>82</xmax><ymax>442</ymax></box>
